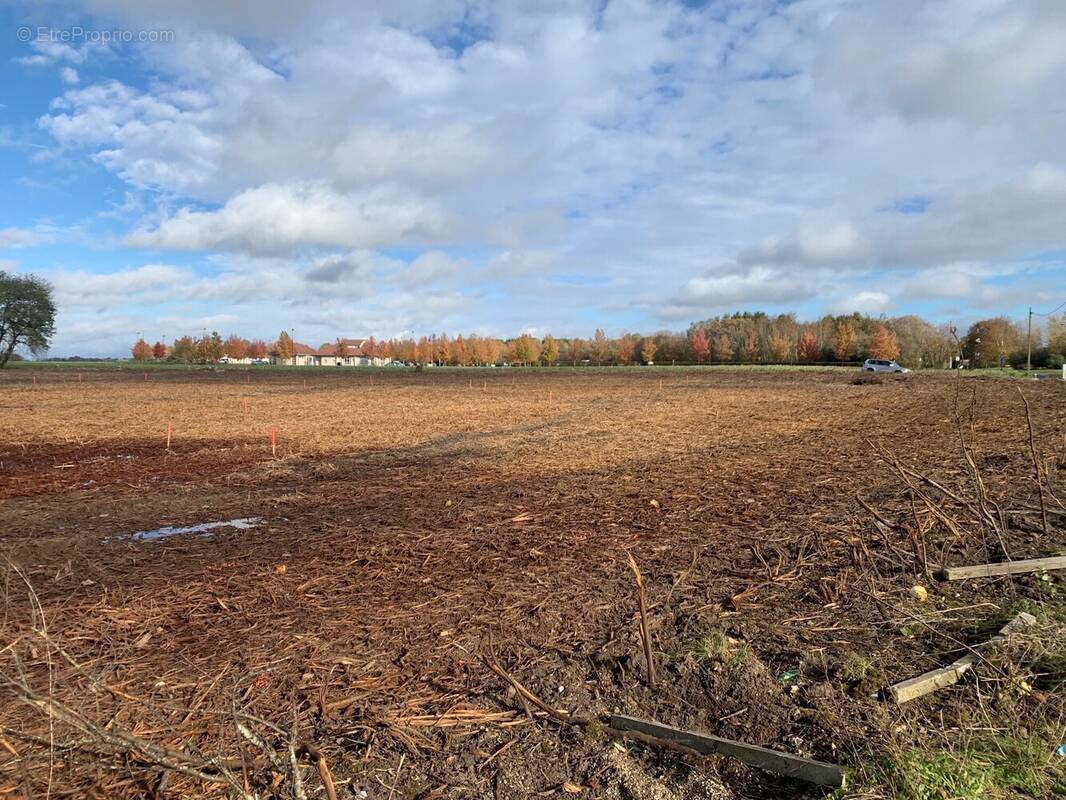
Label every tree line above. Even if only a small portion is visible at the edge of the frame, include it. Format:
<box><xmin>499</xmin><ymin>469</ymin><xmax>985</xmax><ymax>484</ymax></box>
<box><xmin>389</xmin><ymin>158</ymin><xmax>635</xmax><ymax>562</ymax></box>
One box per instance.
<box><xmin>130</xmin><ymin>311</ymin><xmax>1064</xmax><ymax>369</ymax></box>
<box><xmin>132</xmin><ymin>334</ymin><xmax>270</xmax><ymax>363</ymax></box>
<box><xmin>3</xmin><ymin>270</ymin><xmax>1056</xmax><ymax>370</ymax></box>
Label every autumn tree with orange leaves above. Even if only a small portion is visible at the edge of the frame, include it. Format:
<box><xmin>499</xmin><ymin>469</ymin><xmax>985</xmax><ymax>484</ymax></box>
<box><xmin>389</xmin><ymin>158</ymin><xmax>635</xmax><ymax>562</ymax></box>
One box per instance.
<box><xmin>436</xmin><ymin>333</ymin><xmax>451</xmax><ymax>365</ymax></box>
<box><xmin>275</xmin><ymin>331</ymin><xmax>295</xmax><ymax>361</ymax></box>
<box><xmin>833</xmin><ymin>321</ymin><xmax>856</xmax><ymax>363</ymax></box>
<box><xmin>592</xmin><ymin>328</ymin><xmax>610</xmax><ymax>364</ymax></box>
<box><xmin>640</xmin><ymin>337</ymin><xmax>657</xmax><ymax>364</ymax></box>
<box><xmin>714</xmin><ymin>334</ymin><xmax>733</xmax><ymax>362</ymax></box>
<box><xmin>689</xmin><ymin>327</ymin><xmax>710</xmax><ymax>363</ymax></box>
<box><xmin>416</xmin><ymin>336</ymin><xmax>432</xmax><ymax>365</ymax></box>
<box><xmin>224</xmin><ymin>334</ymin><xmax>248</xmax><ymax>360</ymax></box>
<box><xmin>567</xmin><ymin>338</ymin><xmax>584</xmax><ymax>364</ymax></box>
<box><xmin>469</xmin><ymin>336</ymin><xmax>482</xmax><ymax>365</ymax></box>
<box><xmin>616</xmin><ymin>334</ymin><xmax>637</xmax><ymax>364</ymax></box>
<box><xmin>743</xmin><ymin>330</ymin><xmax>760</xmax><ymax>362</ymax></box>
<box><xmin>151</xmin><ymin>341</ymin><xmax>166</xmax><ymax>359</ymax></box>
<box><xmin>131</xmin><ymin>338</ymin><xmax>152</xmax><ymax>360</ymax></box>
<box><xmin>479</xmin><ymin>337</ymin><xmax>500</xmax><ymax>366</ymax></box>
<box><xmin>541</xmin><ymin>334</ymin><xmax>559</xmax><ymax>365</ymax></box>
<box><xmin>798</xmin><ymin>330</ymin><xmax>820</xmax><ymax>362</ymax></box>
<box><xmin>868</xmin><ymin>326</ymin><xmax>900</xmax><ymax>361</ymax></box>
<box><xmin>453</xmin><ymin>335</ymin><xmax>467</xmax><ymax>366</ymax></box>
<box><xmin>509</xmin><ymin>333</ymin><xmax>539</xmax><ymax>365</ymax></box>
<box><xmin>768</xmin><ymin>330</ymin><xmax>792</xmax><ymax>362</ymax></box>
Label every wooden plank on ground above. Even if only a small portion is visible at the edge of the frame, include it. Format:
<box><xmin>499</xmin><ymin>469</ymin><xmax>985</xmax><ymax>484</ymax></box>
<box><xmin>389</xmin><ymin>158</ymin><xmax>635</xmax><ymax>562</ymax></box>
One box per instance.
<box><xmin>939</xmin><ymin>556</ymin><xmax>1066</xmax><ymax>581</ymax></box>
<box><xmin>886</xmin><ymin>611</ymin><xmax>1036</xmax><ymax>704</ymax></box>
<box><xmin>608</xmin><ymin>714</ymin><xmax>845</xmax><ymax>788</ymax></box>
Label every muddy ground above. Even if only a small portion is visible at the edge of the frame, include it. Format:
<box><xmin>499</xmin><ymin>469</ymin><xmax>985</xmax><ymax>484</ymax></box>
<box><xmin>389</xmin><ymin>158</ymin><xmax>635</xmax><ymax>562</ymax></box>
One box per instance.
<box><xmin>0</xmin><ymin>367</ymin><xmax>1063</xmax><ymax>798</ymax></box>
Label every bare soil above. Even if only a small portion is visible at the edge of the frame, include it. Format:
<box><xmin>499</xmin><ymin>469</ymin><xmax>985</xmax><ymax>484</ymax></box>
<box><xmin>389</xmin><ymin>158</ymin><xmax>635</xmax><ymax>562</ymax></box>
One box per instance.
<box><xmin>0</xmin><ymin>367</ymin><xmax>1063</xmax><ymax>798</ymax></box>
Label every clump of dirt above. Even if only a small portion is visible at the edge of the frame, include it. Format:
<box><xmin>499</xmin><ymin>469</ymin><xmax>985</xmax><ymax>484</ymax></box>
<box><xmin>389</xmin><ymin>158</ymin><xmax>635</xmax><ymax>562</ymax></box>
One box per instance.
<box><xmin>669</xmin><ymin>633</ymin><xmax>792</xmax><ymax>745</ymax></box>
<box><xmin>824</xmin><ymin>650</ymin><xmax>888</xmax><ymax>699</ymax></box>
<box><xmin>250</xmin><ymin>457</ymin><xmax>300</xmax><ymax>479</ymax></box>
<box><xmin>851</xmin><ymin>372</ymin><xmax>884</xmax><ymax>385</ymax></box>
<box><xmin>598</xmin><ymin>744</ymin><xmax>734</xmax><ymax>800</ymax></box>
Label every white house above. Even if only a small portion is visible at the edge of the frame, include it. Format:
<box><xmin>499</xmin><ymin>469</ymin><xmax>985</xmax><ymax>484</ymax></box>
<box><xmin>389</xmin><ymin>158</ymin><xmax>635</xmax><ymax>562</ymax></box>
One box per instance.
<box><xmin>269</xmin><ymin>338</ymin><xmax>388</xmax><ymax>367</ymax></box>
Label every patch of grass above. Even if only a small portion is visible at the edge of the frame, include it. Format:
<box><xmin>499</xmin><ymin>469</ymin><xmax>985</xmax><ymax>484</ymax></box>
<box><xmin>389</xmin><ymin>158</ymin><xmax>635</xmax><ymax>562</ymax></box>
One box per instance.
<box><xmin>1032</xmin><ymin>643</ymin><xmax>1066</xmax><ymax>692</ymax></box>
<box><xmin>583</xmin><ymin>719</ymin><xmax>607</xmax><ymax>744</ymax></box>
<box><xmin>987</xmin><ymin>592</ymin><xmax>1066</xmax><ymax>691</ymax></box>
<box><xmin>1006</xmin><ymin>587</ymin><xmax>1066</xmax><ymax>627</ymax></box>
<box><xmin>852</xmin><ymin>736</ymin><xmax>1062</xmax><ymax>800</ymax></box>
<box><xmin>683</xmin><ymin>629</ymin><xmax>747</xmax><ymax>667</ymax></box>
<box><xmin>836</xmin><ymin>653</ymin><xmax>878</xmax><ymax>683</ymax></box>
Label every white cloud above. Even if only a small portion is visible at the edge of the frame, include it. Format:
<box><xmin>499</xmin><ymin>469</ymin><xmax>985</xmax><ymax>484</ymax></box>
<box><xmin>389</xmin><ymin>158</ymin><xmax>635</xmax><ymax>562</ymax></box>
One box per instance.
<box><xmin>0</xmin><ymin>227</ymin><xmax>53</xmax><ymax>248</ymax></box>
<box><xmin>485</xmin><ymin>250</ymin><xmax>557</xmax><ymax>278</ymax></box>
<box><xmin>11</xmin><ymin>0</ymin><xmax>1066</xmax><ymax>345</ymax></box>
<box><xmin>302</xmin><ymin>251</ymin><xmax>377</xmax><ymax>286</ymax></box>
<box><xmin>17</xmin><ymin>40</ymin><xmax>107</xmax><ymax>67</ymax></box>
<box><xmin>821</xmin><ymin>0</ymin><xmax>1066</xmax><ymax>124</ymax></box>
<box><xmin>330</xmin><ymin>126</ymin><xmax>490</xmax><ymax>188</ymax></box>
<box><xmin>59</xmin><ymin>67</ymin><xmax>80</xmax><ymax>85</ymax></box>
<box><xmin>882</xmin><ymin>163</ymin><xmax>1066</xmax><ymax>265</ymax></box>
<box><xmin>832</xmin><ymin>290</ymin><xmax>890</xmax><ymax>315</ymax></box>
<box><xmin>903</xmin><ymin>267</ymin><xmax>977</xmax><ymax>299</ymax></box>
<box><xmin>731</xmin><ymin>164</ymin><xmax>1066</xmax><ymax>276</ymax></box>
<box><xmin>124</xmin><ymin>182</ymin><xmax>451</xmax><ymax>254</ymax></box>
<box><xmin>401</xmin><ymin>251</ymin><xmax>462</xmax><ymax>285</ymax></box>
<box><xmin>44</xmin><ymin>251</ymin><xmax>384</xmax><ymax>312</ymax></box>
<box><xmin>742</xmin><ymin>220</ymin><xmax>869</xmax><ymax>267</ymax></box>
<box><xmin>51</xmin><ymin>264</ymin><xmax>189</xmax><ymax>308</ymax></box>
<box><xmin>662</xmin><ymin>266</ymin><xmax>815</xmax><ymax>318</ymax></box>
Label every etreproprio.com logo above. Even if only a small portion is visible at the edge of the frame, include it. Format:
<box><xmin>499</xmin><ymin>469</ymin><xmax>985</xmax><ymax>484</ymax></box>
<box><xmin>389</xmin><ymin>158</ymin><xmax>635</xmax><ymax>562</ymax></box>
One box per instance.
<box><xmin>17</xmin><ymin>26</ymin><xmax>175</xmax><ymax>44</ymax></box>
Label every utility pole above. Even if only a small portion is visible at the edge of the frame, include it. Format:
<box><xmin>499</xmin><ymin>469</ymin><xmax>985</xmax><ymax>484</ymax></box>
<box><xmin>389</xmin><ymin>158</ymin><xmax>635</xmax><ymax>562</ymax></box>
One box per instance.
<box><xmin>1026</xmin><ymin>306</ymin><xmax>1033</xmax><ymax>374</ymax></box>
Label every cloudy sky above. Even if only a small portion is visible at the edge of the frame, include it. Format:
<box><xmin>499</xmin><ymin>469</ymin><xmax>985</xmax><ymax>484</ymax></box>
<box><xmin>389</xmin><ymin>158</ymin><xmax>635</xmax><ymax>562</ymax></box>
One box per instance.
<box><xmin>1</xmin><ymin>0</ymin><xmax>1063</xmax><ymax>355</ymax></box>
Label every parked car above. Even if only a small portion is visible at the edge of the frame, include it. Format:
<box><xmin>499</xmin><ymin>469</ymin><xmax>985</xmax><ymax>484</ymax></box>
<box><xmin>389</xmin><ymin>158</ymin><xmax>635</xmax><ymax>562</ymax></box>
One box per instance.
<box><xmin>862</xmin><ymin>358</ymin><xmax>910</xmax><ymax>373</ymax></box>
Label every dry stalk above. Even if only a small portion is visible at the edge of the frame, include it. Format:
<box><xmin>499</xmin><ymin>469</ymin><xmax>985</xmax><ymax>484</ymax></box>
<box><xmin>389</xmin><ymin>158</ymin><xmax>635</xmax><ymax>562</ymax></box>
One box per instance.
<box><xmin>1</xmin><ymin>676</ymin><xmax>254</xmax><ymax>797</ymax></box>
<box><xmin>626</xmin><ymin>551</ymin><xmax>658</xmax><ymax>689</ymax></box>
<box><xmin>482</xmin><ymin>637</ymin><xmax>588</xmax><ymax>727</ymax></box>
<box><xmin>1018</xmin><ymin>388</ymin><xmax>1050</xmax><ymax>537</ymax></box>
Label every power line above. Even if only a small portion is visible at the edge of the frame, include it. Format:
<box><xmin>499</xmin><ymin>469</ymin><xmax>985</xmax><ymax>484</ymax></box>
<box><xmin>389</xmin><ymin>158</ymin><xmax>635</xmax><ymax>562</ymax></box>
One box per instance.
<box><xmin>1026</xmin><ymin>300</ymin><xmax>1066</xmax><ymax>373</ymax></box>
<box><xmin>1032</xmin><ymin>300</ymin><xmax>1066</xmax><ymax>317</ymax></box>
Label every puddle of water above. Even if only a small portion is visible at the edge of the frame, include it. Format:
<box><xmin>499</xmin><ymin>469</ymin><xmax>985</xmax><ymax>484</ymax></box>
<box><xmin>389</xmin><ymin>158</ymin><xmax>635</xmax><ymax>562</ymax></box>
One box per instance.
<box><xmin>122</xmin><ymin>517</ymin><xmax>264</xmax><ymax>542</ymax></box>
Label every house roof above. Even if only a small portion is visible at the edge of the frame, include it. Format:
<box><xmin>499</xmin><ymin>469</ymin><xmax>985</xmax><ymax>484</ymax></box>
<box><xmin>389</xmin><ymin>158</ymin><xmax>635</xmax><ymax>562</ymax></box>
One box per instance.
<box><xmin>271</xmin><ymin>338</ymin><xmax>374</xmax><ymax>358</ymax></box>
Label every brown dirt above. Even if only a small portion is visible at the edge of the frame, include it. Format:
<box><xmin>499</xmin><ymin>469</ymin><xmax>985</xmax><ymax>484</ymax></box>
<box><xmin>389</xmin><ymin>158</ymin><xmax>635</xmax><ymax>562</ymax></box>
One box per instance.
<box><xmin>0</xmin><ymin>367</ymin><xmax>1063</xmax><ymax>798</ymax></box>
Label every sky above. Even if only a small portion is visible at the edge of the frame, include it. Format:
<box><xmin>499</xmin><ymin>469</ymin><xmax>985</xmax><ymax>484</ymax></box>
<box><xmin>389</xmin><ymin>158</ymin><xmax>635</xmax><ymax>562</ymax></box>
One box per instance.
<box><xmin>0</xmin><ymin>0</ymin><xmax>1063</xmax><ymax>356</ymax></box>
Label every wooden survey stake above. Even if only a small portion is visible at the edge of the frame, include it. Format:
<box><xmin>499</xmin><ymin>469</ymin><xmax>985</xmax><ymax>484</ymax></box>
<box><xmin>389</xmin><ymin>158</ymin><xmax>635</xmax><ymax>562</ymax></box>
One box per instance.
<box><xmin>886</xmin><ymin>611</ymin><xmax>1036</xmax><ymax>704</ymax></box>
<box><xmin>608</xmin><ymin>714</ymin><xmax>845</xmax><ymax>788</ymax></box>
<box><xmin>939</xmin><ymin>556</ymin><xmax>1066</xmax><ymax>581</ymax></box>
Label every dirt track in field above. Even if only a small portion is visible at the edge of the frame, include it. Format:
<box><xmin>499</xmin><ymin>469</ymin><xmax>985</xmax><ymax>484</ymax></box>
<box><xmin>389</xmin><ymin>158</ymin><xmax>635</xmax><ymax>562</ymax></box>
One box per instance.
<box><xmin>1</xmin><ymin>367</ymin><xmax>1063</xmax><ymax>799</ymax></box>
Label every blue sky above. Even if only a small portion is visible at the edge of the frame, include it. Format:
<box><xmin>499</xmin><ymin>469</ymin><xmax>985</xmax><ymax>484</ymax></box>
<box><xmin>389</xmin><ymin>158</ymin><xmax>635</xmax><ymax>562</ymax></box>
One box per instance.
<box><xmin>0</xmin><ymin>0</ymin><xmax>1063</xmax><ymax>356</ymax></box>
